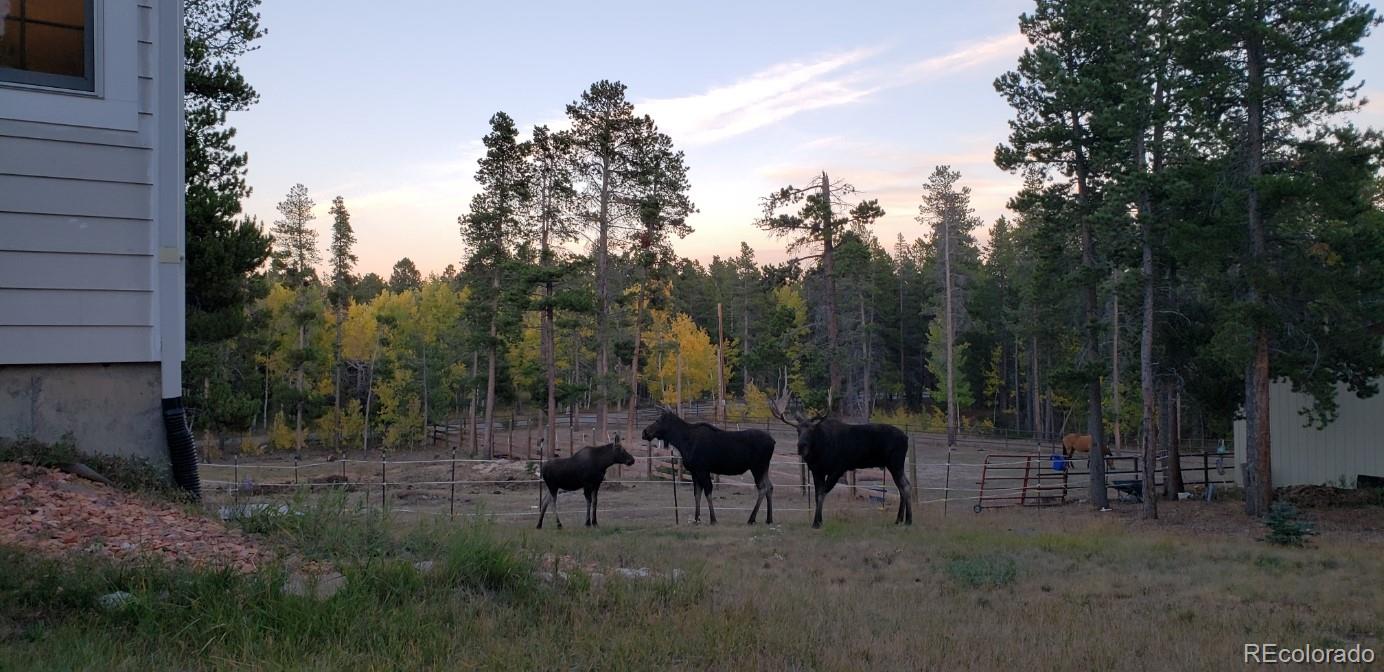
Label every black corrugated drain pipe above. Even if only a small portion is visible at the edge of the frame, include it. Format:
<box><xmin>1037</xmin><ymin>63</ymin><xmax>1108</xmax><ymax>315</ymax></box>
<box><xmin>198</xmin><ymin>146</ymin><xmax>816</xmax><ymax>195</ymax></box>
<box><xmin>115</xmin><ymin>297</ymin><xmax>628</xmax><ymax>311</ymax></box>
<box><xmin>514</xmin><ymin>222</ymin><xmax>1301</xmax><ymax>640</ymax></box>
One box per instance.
<box><xmin>161</xmin><ymin>397</ymin><xmax>201</xmax><ymax>500</ymax></box>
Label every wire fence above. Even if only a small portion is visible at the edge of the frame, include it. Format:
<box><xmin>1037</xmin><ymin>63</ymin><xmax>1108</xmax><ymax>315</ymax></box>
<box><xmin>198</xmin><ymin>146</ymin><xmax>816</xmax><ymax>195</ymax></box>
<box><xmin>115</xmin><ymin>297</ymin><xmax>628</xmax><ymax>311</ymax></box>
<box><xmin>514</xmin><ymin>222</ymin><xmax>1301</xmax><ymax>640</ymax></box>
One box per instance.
<box><xmin>199</xmin><ymin>429</ymin><xmax>1236</xmax><ymax>526</ymax></box>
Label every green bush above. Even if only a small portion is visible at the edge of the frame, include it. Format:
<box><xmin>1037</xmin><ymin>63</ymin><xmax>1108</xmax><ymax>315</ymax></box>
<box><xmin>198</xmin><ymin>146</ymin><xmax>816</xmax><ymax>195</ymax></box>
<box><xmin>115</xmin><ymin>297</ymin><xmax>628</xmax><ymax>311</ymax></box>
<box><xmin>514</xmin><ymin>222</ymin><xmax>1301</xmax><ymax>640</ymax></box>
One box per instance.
<box><xmin>1264</xmin><ymin>501</ymin><xmax>1314</xmax><ymax>547</ymax></box>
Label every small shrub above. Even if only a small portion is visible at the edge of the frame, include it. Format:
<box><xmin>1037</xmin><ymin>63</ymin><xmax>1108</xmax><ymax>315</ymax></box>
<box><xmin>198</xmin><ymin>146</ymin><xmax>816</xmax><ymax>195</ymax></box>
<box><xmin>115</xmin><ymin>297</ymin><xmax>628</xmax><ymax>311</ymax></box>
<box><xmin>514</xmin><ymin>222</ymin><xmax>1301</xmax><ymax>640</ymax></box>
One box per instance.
<box><xmin>0</xmin><ymin>436</ymin><xmax>186</xmax><ymax>501</ymax></box>
<box><xmin>945</xmin><ymin>554</ymin><xmax>1017</xmax><ymax>589</ymax></box>
<box><xmin>269</xmin><ymin>411</ymin><xmax>294</xmax><ymax>451</ymax></box>
<box><xmin>1264</xmin><ymin>501</ymin><xmax>1314</xmax><ymax>547</ymax></box>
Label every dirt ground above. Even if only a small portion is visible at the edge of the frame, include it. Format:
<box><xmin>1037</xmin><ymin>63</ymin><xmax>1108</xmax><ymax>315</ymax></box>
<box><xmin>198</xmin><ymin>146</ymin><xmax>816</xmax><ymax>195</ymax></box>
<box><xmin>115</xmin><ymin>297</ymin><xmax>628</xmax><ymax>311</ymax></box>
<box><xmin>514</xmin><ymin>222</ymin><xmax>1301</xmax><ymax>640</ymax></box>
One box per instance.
<box><xmin>198</xmin><ymin>426</ymin><xmax>1059</xmax><ymax>526</ymax></box>
<box><xmin>195</xmin><ymin>425</ymin><xmax>1378</xmax><ymax>541</ymax></box>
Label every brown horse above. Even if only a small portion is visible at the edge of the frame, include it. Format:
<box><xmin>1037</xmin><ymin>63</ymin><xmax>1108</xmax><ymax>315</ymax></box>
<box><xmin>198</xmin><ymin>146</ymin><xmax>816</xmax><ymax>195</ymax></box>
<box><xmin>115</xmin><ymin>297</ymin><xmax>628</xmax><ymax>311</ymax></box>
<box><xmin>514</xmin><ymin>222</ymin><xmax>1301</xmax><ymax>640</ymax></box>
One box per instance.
<box><xmin>1061</xmin><ymin>433</ymin><xmax>1110</xmax><ymax>458</ymax></box>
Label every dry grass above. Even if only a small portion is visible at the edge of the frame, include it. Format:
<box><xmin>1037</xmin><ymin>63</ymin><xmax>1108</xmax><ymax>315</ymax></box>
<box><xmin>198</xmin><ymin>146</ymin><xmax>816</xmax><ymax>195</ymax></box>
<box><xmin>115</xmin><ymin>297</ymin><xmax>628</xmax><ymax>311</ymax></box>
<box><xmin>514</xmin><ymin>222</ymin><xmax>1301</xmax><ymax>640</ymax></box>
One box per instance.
<box><xmin>3</xmin><ymin>492</ymin><xmax>1381</xmax><ymax>670</ymax></box>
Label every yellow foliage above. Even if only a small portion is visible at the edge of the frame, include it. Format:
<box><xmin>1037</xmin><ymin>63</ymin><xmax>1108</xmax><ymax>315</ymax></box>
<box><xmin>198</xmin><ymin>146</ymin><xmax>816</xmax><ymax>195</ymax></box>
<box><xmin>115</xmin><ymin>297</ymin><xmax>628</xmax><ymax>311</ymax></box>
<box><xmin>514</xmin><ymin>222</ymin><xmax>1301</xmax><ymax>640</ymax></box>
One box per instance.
<box><xmin>646</xmin><ymin>313</ymin><xmax>717</xmax><ymax>405</ymax></box>
<box><xmin>268</xmin><ymin>410</ymin><xmax>294</xmax><ymax>451</ymax></box>
<box><xmin>744</xmin><ymin>381</ymin><xmax>773</xmax><ymax>420</ymax></box>
<box><xmin>239</xmin><ymin>436</ymin><xmax>264</xmax><ymax>457</ymax></box>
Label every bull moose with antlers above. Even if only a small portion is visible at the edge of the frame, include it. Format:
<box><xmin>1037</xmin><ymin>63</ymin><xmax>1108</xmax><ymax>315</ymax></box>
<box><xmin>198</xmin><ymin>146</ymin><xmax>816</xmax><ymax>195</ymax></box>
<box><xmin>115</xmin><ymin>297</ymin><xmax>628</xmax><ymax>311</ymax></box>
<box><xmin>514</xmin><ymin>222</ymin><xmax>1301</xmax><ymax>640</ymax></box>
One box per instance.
<box><xmin>771</xmin><ymin>394</ymin><xmax>912</xmax><ymax>528</ymax></box>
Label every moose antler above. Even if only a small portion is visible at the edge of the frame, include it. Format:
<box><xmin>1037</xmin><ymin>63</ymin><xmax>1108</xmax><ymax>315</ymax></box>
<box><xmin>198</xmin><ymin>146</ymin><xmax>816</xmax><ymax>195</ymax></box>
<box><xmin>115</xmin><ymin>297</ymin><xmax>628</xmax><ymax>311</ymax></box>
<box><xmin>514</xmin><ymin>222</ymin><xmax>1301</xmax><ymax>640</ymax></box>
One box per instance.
<box><xmin>769</xmin><ymin>389</ymin><xmax>802</xmax><ymax>428</ymax></box>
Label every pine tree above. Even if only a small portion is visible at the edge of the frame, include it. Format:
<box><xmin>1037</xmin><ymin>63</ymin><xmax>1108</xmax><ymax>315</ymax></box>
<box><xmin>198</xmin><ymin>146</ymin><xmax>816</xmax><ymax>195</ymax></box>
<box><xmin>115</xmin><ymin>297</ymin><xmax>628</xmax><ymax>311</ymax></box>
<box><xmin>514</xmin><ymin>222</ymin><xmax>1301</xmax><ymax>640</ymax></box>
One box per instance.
<box><xmin>996</xmin><ymin>0</ymin><xmax>1122</xmax><ymax>508</ymax></box>
<box><xmin>460</xmin><ymin>111</ymin><xmax>532</xmax><ymax>458</ymax></box>
<box><xmin>388</xmin><ymin>258</ymin><xmax>422</xmax><ymax>293</ymax></box>
<box><xmin>271</xmin><ymin>183</ymin><xmax>320</xmax><ymax>285</ymax></box>
<box><xmin>756</xmin><ymin>172</ymin><xmax>862</xmax><ymax>413</ymax></box>
<box><xmin>326</xmin><ymin>196</ymin><xmax>357</xmax><ymax>453</ymax></box>
<box><xmin>1180</xmin><ymin>0</ymin><xmax>1379</xmax><ymax>516</ymax></box>
<box><xmin>918</xmin><ymin>166</ymin><xmax>982</xmax><ymax>445</ymax></box>
<box><xmin>624</xmin><ymin>116</ymin><xmax>695</xmax><ymax>439</ymax></box>
<box><xmin>563</xmin><ymin>81</ymin><xmax>646</xmax><ymax>439</ymax></box>
<box><xmin>528</xmin><ymin>124</ymin><xmax>578</xmax><ymax>459</ymax></box>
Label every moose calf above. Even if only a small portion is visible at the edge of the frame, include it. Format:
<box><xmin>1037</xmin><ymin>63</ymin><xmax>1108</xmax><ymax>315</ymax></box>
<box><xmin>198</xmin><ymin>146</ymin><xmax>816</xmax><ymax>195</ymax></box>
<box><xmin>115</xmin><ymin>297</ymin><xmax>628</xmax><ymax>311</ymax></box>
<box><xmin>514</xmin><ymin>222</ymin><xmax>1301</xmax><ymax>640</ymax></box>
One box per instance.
<box><xmin>537</xmin><ymin>435</ymin><xmax>635</xmax><ymax>529</ymax></box>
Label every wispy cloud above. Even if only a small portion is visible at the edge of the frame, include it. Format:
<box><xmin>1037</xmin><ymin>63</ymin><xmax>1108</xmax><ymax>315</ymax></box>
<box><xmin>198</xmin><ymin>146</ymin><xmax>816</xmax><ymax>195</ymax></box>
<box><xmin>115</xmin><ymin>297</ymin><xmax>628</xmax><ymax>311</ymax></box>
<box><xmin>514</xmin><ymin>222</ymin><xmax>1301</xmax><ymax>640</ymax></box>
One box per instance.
<box><xmin>900</xmin><ymin>33</ymin><xmax>1027</xmax><ymax>81</ymax></box>
<box><xmin>634</xmin><ymin>32</ymin><xmax>1024</xmax><ymax>147</ymax></box>
<box><xmin>636</xmin><ymin>48</ymin><xmax>880</xmax><ymax>146</ymax></box>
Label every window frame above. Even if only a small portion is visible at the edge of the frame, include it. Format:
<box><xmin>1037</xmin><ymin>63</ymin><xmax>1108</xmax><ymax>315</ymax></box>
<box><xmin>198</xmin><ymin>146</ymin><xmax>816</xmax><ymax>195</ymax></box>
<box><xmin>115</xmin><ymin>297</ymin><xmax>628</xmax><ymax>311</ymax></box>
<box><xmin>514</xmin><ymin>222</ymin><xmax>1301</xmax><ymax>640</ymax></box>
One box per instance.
<box><xmin>0</xmin><ymin>0</ymin><xmax>138</xmax><ymax>132</ymax></box>
<box><xmin>0</xmin><ymin>0</ymin><xmax>97</xmax><ymax>92</ymax></box>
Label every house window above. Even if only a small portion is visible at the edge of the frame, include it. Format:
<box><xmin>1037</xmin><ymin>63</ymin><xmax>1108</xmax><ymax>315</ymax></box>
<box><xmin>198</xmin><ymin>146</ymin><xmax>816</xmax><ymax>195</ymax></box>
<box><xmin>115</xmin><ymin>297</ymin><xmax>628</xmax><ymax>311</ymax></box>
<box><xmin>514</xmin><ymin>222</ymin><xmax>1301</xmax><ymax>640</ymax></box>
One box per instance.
<box><xmin>0</xmin><ymin>0</ymin><xmax>95</xmax><ymax>91</ymax></box>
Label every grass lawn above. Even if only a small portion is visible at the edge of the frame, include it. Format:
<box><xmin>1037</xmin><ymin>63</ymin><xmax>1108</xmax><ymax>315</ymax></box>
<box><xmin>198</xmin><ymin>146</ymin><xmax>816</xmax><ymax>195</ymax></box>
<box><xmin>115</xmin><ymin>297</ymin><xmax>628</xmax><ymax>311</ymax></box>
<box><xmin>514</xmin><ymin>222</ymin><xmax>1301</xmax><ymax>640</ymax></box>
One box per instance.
<box><xmin>2</xmin><ymin>496</ymin><xmax>1380</xmax><ymax>671</ymax></box>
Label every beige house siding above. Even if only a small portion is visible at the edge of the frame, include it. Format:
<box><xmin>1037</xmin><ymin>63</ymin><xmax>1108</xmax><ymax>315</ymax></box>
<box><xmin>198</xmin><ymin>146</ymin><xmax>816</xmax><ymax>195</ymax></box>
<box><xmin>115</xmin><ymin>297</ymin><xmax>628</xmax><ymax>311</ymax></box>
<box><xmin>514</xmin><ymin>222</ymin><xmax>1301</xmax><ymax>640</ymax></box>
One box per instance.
<box><xmin>1234</xmin><ymin>380</ymin><xmax>1384</xmax><ymax>488</ymax></box>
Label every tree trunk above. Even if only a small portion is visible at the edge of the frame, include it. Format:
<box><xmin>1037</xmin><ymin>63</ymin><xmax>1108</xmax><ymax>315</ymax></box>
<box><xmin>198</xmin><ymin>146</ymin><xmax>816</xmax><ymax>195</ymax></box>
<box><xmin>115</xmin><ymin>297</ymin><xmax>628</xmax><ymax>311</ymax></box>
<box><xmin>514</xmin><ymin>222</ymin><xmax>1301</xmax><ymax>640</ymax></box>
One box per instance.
<box><xmin>422</xmin><ymin>345</ymin><xmax>429</xmax><ymax>447</ymax></box>
<box><xmin>542</xmin><ymin>224</ymin><xmax>558</xmax><ymax>466</ymax></box>
<box><xmin>1112</xmin><ymin>288</ymin><xmax>1121</xmax><ymax>455</ymax></box>
<box><xmin>943</xmin><ymin>205</ymin><xmax>957</xmax><ymax>446</ymax></box>
<box><xmin>484</xmin><ymin>278</ymin><xmax>499</xmax><ymax>458</ymax></box>
<box><xmin>742</xmin><ymin>292</ymin><xmax>750</xmax><ymax>395</ymax></box>
<box><xmin>820</xmin><ymin>171</ymin><xmax>840</xmax><ymax>413</ymax></box>
<box><xmin>861</xmin><ymin>295</ymin><xmax>872</xmax><ymax>419</ymax></box>
<box><xmin>716</xmin><ymin>303</ymin><xmax>725</xmax><ymax>422</ymax></box>
<box><xmin>899</xmin><ymin>268</ymin><xmax>907</xmax><ymax>407</ymax></box>
<box><xmin>627</xmin><ymin>286</ymin><xmax>644</xmax><ymax>442</ymax></box>
<box><xmin>1137</xmin><ymin>131</ymin><xmax>1158</xmax><ymax>520</ymax></box>
<box><xmin>262</xmin><ymin>363</ymin><xmax>270</xmax><ymax>434</ymax></box>
<box><xmin>363</xmin><ymin>346</ymin><xmax>377</xmax><ymax>456</ymax></box>
<box><xmin>333</xmin><ymin>304</ymin><xmax>344</xmax><ymax>454</ymax></box>
<box><xmin>469</xmin><ymin>351</ymin><xmax>479</xmax><ymax>458</ymax></box>
<box><xmin>595</xmin><ymin>156</ymin><xmax>612</xmax><ymax>440</ymax></box>
<box><xmin>1071</xmin><ymin>110</ymin><xmax>1108</xmax><ymax>509</ymax></box>
<box><xmin>1243</xmin><ymin>16</ymin><xmax>1272</xmax><ymax>517</ymax></box>
<box><xmin>1031</xmin><ymin>336</ymin><xmax>1040</xmax><ymax>442</ymax></box>
<box><xmin>296</xmin><ymin>321</ymin><xmax>305</xmax><ymax>453</ymax></box>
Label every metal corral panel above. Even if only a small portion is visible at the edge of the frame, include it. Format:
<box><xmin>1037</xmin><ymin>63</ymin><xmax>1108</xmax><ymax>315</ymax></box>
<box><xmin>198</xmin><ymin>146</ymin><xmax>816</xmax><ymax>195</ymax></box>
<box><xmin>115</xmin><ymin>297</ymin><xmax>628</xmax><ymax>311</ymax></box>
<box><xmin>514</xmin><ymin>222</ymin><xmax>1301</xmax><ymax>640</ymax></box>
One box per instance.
<box><xmin>1234</xmin><ymin>381</ymin><xmax>1384</xmax><ymax>488</ymax></box>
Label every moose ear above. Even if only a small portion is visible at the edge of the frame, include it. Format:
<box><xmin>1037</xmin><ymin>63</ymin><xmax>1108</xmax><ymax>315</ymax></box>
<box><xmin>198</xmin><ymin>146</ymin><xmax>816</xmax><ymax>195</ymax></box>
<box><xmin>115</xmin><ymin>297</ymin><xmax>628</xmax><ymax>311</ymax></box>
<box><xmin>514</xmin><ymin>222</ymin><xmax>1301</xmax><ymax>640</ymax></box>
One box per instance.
<box><xmin>611</xmin><ymin>432</ymin><xmax>621</xmax><ymax>445</ymax></box>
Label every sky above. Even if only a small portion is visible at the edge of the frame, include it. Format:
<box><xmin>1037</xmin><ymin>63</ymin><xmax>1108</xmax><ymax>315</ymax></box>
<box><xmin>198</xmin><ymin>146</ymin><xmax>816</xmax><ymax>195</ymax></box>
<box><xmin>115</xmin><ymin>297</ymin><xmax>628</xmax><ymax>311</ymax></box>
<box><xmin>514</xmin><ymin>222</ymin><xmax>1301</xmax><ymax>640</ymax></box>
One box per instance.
<box><xmin>230</xmin><ymin>0</ymin><xmax>1384</xmax><ymax>278</ymax></box>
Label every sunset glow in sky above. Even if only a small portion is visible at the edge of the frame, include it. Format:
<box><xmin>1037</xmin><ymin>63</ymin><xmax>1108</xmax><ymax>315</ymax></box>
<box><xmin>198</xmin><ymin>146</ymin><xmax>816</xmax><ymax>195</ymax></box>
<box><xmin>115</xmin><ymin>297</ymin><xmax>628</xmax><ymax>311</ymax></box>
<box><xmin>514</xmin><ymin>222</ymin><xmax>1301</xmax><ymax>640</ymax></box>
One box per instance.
<box><xmin>230</xmin><ymin>1</ymin><xmax>1384</xmax><ymax>277</ymax></box>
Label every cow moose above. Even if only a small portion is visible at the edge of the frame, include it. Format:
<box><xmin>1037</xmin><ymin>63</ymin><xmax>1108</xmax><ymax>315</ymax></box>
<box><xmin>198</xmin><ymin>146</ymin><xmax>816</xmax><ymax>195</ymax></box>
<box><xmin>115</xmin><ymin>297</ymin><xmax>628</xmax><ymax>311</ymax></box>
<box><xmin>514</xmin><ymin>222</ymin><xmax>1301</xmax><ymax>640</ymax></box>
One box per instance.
<box><xmin>771</xmin><ymin>399</ymin><xmax>912</xmax><ymax>529</ymax></box>
<box><xmin>536</xmin><ymin>434</ymin><xmax>635</xmax><ymax>529</ymax></box>
<box><xmin>641</xmin><ymin>408</ymin><xmax>776</xmax><ymax>525</ymax></box>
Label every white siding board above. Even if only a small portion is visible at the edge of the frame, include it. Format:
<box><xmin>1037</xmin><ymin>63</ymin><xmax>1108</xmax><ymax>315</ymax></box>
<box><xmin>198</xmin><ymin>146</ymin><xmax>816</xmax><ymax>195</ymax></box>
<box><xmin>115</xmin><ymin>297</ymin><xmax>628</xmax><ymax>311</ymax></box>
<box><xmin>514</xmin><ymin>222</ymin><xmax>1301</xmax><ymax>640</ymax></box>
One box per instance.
<box><xmin>139</xmin><ymin>4</ymin><xmax>154</xmax><ymax>41</ymax></box>
<box><xmin>0</xmin><ymin>137</ymin><xmax>150</xmax><ymax>183</ymax></box>
<box><xmin>0</xmin><ymin>213</ymin><xmax>150</xmax><ymax>254</ymax></box>
<box><xmin>0</xmin><ymin>251</ymin><xmax>153</xmax><ymax>291</ymax></box>
<box><xmin>0</xmin><ymin>175</ymin><xmax>151</xmax><ymax>219</ymax></box>
<box><xmin>0</xmin><ymin>119</ymin><xmax>145</xmax><ymax>149</ymax></box>
<box><xmin>0</xmin><ymin>289</ymin><xmax>152</xmax><ymax>326</ymax></box>
<box><xmin>0</xmin><ymin>326</ymin><xmax>153</xmax><ymax>364</ymax></box>
<box><xmin>138</xmin><ymin>78</ymin><xmax>155</xmax><ymax>115</ymax></box>
<box><xmin>139</xmin><ymin>42</ymin><xmax>154</xmax><ymax>79</ymax></box>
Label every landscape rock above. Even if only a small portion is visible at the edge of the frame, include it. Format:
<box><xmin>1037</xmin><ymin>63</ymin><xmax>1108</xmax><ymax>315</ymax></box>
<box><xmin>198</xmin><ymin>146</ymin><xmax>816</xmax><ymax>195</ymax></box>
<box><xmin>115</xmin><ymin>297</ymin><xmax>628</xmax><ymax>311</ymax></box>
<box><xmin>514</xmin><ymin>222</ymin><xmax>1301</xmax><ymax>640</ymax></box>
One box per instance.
<box><xmin>283</xmin><ymin>571</ymin><xmax>346</xmax><ymax>600</ymax></box>
<box><xmin>97</xmin><ymin>591</ymin><xmax>135</xmax><ymax>611</ymax></box>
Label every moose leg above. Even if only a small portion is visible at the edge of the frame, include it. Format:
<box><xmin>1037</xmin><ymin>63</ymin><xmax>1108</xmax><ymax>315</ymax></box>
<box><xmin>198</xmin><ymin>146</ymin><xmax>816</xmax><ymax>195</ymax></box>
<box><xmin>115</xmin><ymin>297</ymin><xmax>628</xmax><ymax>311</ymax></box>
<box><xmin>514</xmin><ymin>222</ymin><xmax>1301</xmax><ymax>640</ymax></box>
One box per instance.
<box><xmin>537</xmin><ymin>488</ymin><xmax>550</xmax><ymax>529</ymax></box>
<box><xmin>552</xmin><ymin>490</ymin><xmax>563</xmax><ymax>529</ymax></box>
<box><xmin>704</xmin><ymin>479</ymin><xmax>718</xmax><ymax>525</ymax></box>
<box><xmin>583</xmin><ymin>487</ymin><xmax>594</xmax><ymax>527</ymax></box>
<box><xmin>889</xmin><ymin>464</ymin><xmax>912</xmax><ymax>525</ymax></box>
<box><xmin>764</xmin><ymin>477</ymin><xmax>774</xmax><ymax>525</ymax></box>
<box><xmin>692</xmin><ymin>475</ymin><xmax>703</xmax><ymax>524</ymax></box>
<box><xmin>813</xmin><ymin>473</ymin><xmax>843</xmax><ymax>529</ymax></box>
<box><xmin>591</xmin><ymin>486</ymin><xmax>600</xmax><ymax>527</ymax></box>
<box><xmin>748</xmin><ymin>471</ymin><xmax>773</xmax><ymax>525</ymax></box>
<box><xmin>747</xmin><ymin>478</ymin><xmax>763</xmax><ymax>525</ymax></box>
